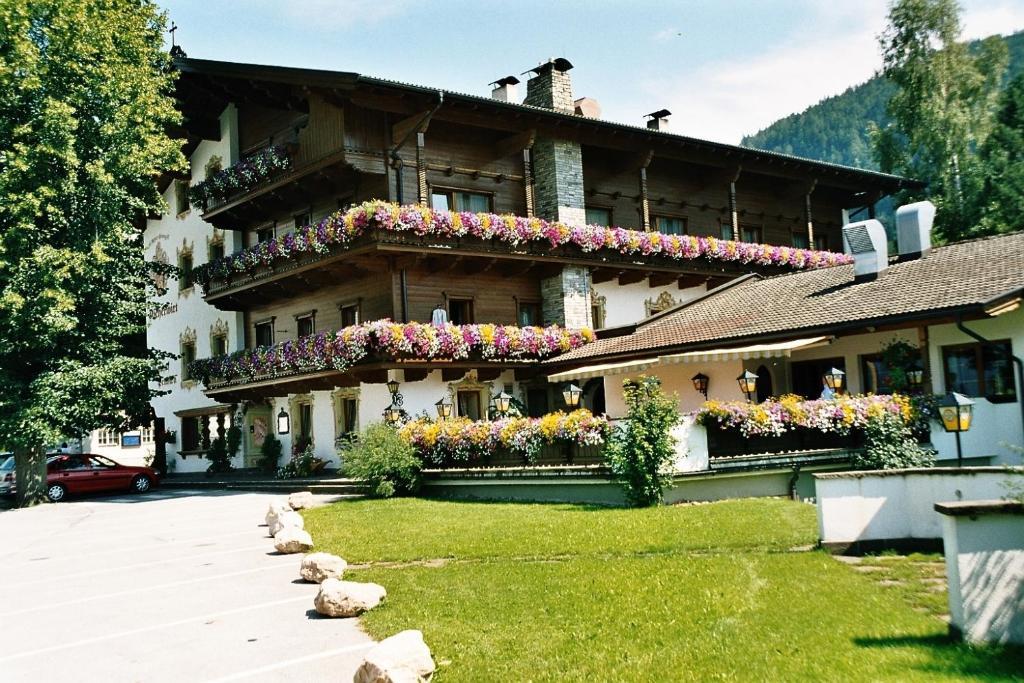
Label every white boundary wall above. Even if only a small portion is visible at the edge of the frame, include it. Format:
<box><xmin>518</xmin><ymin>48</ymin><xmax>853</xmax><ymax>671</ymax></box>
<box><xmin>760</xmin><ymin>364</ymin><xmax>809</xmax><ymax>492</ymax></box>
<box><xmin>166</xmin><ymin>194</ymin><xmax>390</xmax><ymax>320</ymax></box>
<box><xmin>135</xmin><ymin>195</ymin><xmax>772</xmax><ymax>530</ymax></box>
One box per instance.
<box><xmin>815</xmin><ymin>467</ymin><xmax>1020</xmax><ymax>546</ymax></box>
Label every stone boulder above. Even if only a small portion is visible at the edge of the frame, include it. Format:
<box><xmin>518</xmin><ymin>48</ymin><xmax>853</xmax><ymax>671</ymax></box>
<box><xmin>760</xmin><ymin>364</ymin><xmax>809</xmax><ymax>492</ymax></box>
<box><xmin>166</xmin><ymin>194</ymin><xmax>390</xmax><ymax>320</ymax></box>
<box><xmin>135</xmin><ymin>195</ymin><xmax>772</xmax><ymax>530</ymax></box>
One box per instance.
<box><xmin>265</xmin><ymin>500</ymin><xmax>291</xmax><ymax>528</ymax></box>
<box><xmin>300</xmin><ymin>552</ymin><xmax>348</xmax><ymax>583</ymax></box>
<box><xmin>313</xmin><ymin>579</ymin><xmax>386</xmax><ymax>618</ymax></box>
<box><xmin>288</xmin><ymin>490</ymin><xmax>315</xmax><ymax>510</ymax></box>
<box><xmin>268</xmin><ymin>509</ymin><xmax>304</xmax><ymax>537</ymax></box>
<box><xmin>273</xmin><ymin>527</ymin><xmax>314</xmax><ymax>554</ymax></box>
<box><xmin>353</xmin><ymin>630</ymin><xmax>435</xmax><ymax>683</ymax></box>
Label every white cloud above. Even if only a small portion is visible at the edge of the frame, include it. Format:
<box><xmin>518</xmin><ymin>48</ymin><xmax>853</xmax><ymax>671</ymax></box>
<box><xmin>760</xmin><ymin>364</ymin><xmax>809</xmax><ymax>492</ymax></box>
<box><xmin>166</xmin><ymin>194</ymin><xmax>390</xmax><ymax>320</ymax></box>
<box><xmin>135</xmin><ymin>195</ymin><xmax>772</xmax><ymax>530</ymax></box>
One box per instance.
<box><xmin>653</xmin><ymin>26</ymin><xmax>681</xmax><ymax>42</ymax></box>
<box><xmin>634</xmin><ymin>0</ymin><xmax>1024</xmax><ymax>145</ymax></box>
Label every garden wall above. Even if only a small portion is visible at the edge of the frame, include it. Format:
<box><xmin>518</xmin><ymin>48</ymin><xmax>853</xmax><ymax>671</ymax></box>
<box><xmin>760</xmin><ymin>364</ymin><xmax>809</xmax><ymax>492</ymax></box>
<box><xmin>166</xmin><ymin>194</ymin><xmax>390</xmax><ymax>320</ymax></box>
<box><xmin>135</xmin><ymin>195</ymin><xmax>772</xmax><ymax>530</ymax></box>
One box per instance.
<box><xmin>815</xmin><ymin>467</ymin><xmax>1021</xmax><ymax>552</ymax></box>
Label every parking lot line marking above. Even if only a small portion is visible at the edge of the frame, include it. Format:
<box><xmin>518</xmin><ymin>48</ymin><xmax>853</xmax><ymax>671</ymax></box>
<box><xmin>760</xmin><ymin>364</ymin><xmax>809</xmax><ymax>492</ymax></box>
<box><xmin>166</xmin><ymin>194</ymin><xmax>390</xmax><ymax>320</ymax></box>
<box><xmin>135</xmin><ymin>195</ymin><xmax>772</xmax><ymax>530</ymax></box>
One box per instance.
<box><xmin>0</xmin><ymin>596</ymin><xmax>313</xmax><ymax>663</ymax></box>
<box><xmin>3</xmin><ymin>543</ymin><xmax>272</xmax><ymax>588</ymax></box>
<box><xmin>203</xmin><ymin>642</ymin><xmax>375</xmax><ymax>682</ymax></box>
<box><xmin>0</xmin><ymin>562</ymin><xmax>296</xmax><ymax>618</ymax></box>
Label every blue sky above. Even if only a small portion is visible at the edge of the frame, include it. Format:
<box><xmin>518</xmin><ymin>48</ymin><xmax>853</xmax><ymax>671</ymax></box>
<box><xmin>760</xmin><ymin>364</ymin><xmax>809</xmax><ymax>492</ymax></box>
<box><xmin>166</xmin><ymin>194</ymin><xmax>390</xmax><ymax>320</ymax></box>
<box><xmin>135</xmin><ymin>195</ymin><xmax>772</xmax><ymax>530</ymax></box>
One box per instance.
<box><xmin>161</xmin><ymin>0</ymin><xmax>1024</xmax><ymax>144</ymax></box>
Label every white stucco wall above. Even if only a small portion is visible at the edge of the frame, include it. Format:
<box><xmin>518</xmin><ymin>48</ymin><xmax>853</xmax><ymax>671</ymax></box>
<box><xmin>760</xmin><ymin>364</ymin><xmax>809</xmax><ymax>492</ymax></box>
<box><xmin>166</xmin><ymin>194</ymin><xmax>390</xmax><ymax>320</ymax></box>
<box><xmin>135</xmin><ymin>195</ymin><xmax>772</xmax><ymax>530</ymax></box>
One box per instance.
<box><xmin>592</xmin><ymin>279</ymin><xmax>707</xmax><ymax>329</ymax></box>
<box><xmin>81</xmin><ymin>431</ymin><xmax>155</xmax><ymax>468</ymax></box>
<box><xmin>147</xmin><ymin>105</ymin><xmax>245</xmax><ymax>473</ymax></box>
<box><xmin>783</xmin><ymin>329</ymin><xmax>918</xmax><ymax>395</ymax></box>
<box><xmin>939</xmin><ymin>504</ymin><xmax>1024</xmax><ymax>645</ymax></box>
<box><xmin>815</xmin><ymin>467</ymin><xmax>1020</xmax><ymax>545</ymax></box>
<box><xmin>603</xmin><ymin>359</ymin><xmax>748</xmax><ymax>419</ymax></box>
<box><xmin>927</xmin><ymin>310</ymin><xmax>1024</xmax><ymax>466</ymax></box>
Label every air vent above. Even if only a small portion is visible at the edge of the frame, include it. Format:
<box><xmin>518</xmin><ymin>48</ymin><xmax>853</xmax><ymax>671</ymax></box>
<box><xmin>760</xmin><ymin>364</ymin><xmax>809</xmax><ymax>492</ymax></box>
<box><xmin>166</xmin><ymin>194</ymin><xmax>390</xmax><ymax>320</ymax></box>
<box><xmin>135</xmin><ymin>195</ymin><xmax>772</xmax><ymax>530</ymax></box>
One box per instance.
<box><xmin>896</xmin><ymin>200</ymin><xmax>935</xmax><ymax>260</ymax></box>
<box><xmin>842</xmin><ymin>219</ymin><xmax>889</xmax><ymax>280</ymax></box>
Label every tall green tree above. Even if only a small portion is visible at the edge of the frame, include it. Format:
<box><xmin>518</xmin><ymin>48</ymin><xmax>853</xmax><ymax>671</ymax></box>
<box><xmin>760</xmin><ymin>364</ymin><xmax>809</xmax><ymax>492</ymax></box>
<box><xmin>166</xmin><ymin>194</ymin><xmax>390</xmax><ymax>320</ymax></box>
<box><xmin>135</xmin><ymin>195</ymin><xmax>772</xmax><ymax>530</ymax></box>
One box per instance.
<box><xmin>0</xmin><ymin>0</ymin><xmax>183</xmax><ymax>506</ymax></box>
<box><xmin>872</xmin><ymin>0</ymin><xmax>1007</xmax><ymax>241</ymax></box>
<box><xmin>970</xmin><ymin>73</ymin><xmax>1024</xmax><ymax>235</ymax></box>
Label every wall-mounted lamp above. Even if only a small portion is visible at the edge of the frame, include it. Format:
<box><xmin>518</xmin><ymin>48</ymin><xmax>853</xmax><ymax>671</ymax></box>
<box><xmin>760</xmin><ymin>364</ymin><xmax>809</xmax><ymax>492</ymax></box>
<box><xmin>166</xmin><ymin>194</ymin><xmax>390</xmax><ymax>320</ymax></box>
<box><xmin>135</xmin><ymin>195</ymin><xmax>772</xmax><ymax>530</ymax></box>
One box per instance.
<box><xmin>276</xmin><ymin>408</ymin><xmax>290</xmax><ymax>435</ymax></box>
<box><xmin>435</xmin><ymin>397</ymin><xmax>453</xmax><ymax>419</ymax></box>
<box><xmin>562</xmin><ymin>383</ymin><xmax>582</xmax><ymax>408</ymax></box>
<box><xmin>736</xmin><ymin>370</ymin><xmax>758</xmax><ymax>402</ymax></box>
<box><xmin>691</xmin><ymin>372</ymin><xmax>709</xmax><ymax>399</ymax></box>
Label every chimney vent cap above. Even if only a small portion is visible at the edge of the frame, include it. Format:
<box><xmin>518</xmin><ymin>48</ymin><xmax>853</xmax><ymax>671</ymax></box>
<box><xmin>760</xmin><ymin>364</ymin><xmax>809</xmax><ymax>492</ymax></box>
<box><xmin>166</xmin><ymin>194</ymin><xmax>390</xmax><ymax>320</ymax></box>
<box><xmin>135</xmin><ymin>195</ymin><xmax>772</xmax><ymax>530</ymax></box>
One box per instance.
<box><xmin>489</xmin><ymin>75</ymin><xmax>521</xmax><ymax>88</ymax></box>
<box><xmin>895</xmin><ymin>200</ymin><xmax>935</xmax><ymax>259</ymax></box>
<box><xmin>646</xmin><ymin>109</ymin><xmax>672</xmax><ymax>120</ymax></box>
<box><xmin>526</xmin><ymin>57</ymin><xmax>574</xmax><ymax>75</ymax></box>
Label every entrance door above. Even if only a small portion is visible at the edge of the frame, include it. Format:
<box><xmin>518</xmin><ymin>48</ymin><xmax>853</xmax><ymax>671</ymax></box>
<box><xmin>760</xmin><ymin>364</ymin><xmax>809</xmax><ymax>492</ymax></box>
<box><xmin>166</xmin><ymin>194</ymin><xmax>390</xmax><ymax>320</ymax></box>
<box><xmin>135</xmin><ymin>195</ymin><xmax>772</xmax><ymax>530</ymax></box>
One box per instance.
<box><xmin>789</xmin><ymin>357</ymin><xmax>846</xmax><ymax>399</ymax></box>
<box><xmin>755</xmin><ymin>365</ymin><xmax>774</xmax><ymax>402</ymax></box>
<box><xmin>245</xmin><ymin>408</ymin><xmax>271</xmax><ymax>468</ymax></box>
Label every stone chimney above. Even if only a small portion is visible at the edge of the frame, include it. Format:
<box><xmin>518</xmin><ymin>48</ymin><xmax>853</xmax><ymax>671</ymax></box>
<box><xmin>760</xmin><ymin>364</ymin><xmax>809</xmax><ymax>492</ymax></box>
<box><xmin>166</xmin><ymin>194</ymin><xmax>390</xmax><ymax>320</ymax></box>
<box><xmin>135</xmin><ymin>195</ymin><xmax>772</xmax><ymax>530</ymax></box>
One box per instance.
<box><xmin>524</xmin><ymin>58</ymin><xmax>575</xmax><ymax>113</ymax></box>
<box><xmin>646</xmin><ymin>109</ymin><xmax>671</xmax><ymax>131</ymax></box>
<box><xmin>490</xmin><ymin>76</ymin><xmax>520</xmax><ymax>103</ymax></box>
<box><xmin>574</xmin><ymin>97</ymin><xmax>601</xmax><ymax>118</ymax></box>
<box><xmin>843</xmin><ymin>219</ymin><xmax>889</xmax><ymax>281</ymax></box>
<box><xmin>895</xmin><ymin>200</ymin><xmax>935</xmax><ymax>260</ymax></box>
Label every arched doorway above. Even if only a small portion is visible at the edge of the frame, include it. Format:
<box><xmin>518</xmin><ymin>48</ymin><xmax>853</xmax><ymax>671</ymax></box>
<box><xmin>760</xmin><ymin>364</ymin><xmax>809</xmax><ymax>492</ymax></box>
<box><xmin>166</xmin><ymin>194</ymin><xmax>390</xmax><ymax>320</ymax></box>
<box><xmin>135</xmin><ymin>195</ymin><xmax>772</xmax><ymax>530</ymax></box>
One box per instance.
<box><xmin>756</xmin><ymin>364</ymin><xmax>774</xmax><ymax>402</ymax></box>
<box><xmin>582</xmin><ymin>378</ymin><xmax>606</xmax><ymax>415</ymax></box>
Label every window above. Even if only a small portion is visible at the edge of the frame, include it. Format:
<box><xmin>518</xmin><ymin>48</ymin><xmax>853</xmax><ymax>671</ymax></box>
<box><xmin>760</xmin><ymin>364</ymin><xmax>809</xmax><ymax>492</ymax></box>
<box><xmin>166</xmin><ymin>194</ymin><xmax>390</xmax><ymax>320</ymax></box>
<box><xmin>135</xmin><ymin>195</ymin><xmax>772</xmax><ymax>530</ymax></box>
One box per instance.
<box><xmin>181</xmin><ymin>416</ymin><xmax>201</xmax><ymax>451</ymax></box>
<box><xmin>654</xmin><ymin>215</ymin><xmax>686</xmax><ymax>235</ymax></box>
<box><xmin>449</xmin><ymin>298</ymin><xmax>474</xmax><ymax>325</ymax></box>
<box><xmin>340</xmin><ymin>303</ymin><xmax>360</xmax><ymax>327</ymax></box>
<box><xmin>591</xmin><ymin>295</ymin><xmax>606</xmax><ymax>329</ymax></box>
<box><xmin>181</xmin><ymin>340</ymin><xmax>196</xmax><ymax>381</ymax></box>
<box><xmin>943</xmin><ymin>341</ymin><xmax>1017</xmax><ymax>402</ymax></box>
<box><xmin>178</xmin><ymin>252</ymin><xmax>194</xmax><ymax>291</ymax></box>
<box><xmin>254</xmin><ymin>320</ymin><xmax>274</xmax><ymax>348</ymax></box>
<box><xmin>294</xmin><ymin>211</ymin><xmax>311</xmax><ymax>230</ymax></box>
<box><xmin>814</xmin><ymin>234</ymin><xmax>829</xmax><ymax>251</ymax></box>
<box><xmin>431</xmin><ymin>189</ymin><xmax>491</xmax><ymax>213</ymax></box>
<box><xmin>585</xmin><ymin>207</ymin><xmax>611</xmax><ymax>227</ymax></box>
<box><xmin>96</xmin><ymin>429</ymin><xmax>118</xmax><ymax>447</ymax></box>
<box><xmin>719</xmin><ymin>222</ymin><xmax>734</xmax><ymax>240</ymax></box>
<box><xmin>209</xmin><ymin>241</ymin><xmax>225</xmax><ymax>262</ymax></box>
<box><xmin>517</xmin><ymin>301</ymin><xmax>541</xmax><ymax>327</ymax></box>
<box><xmin>740</xmin><ymin>225</ymin><xmax>762</xmax><ymax>243</ymax></box>
<box><xmin>791</xmin><ymin>232</ymin><xmax>810</xmax><ymax>249</ymax></box>
<box><xmin>256</xmin><ymin>225</ymin><xmax>275</xmax><ymax>244</ymax></box>
<box><xmin>861</xmin><ymin>353</ymin><xmax>894</xmax><ymax>394</ymax></box>
<box><xmin>526</xmin><ymin>388</ymin><xmax>549</xmax><ymax>418</ymax></box>
<box><xmin>296</xmin><ymin>312</ymin><xmax>315</xmax><ymax>338</ymax></box>
<box><xmin>174</xmin><ymin>180</ymin><xmax>190</xmax><ymax>215</ymax></box>
<box><xmin>295</xmin><ymin>401</ymin><xmax>313</xmax><ymax>449</ymax></box>
<box><xmin>789</xmin><ymin>357</ymin><xmax>846</xmax><ymax>400</ymax></box>
<box><xmin>211</xmin><ymin>333</ymin><xmax>228</xmax><ymax>357</ymax></box>
<box><xmin>338</xmin><ymin>397</ymin><xmax>358</xmax><ymax>436</ymax></box>
<box><xmin>141</xmin><ymin>426</ymin><xmax>155</xmax><ymax>444</ymax></box>
<box><xmin>457</xmin><ymin>390</ymin><xmax>481</xmax><ymax>420</ymax></box>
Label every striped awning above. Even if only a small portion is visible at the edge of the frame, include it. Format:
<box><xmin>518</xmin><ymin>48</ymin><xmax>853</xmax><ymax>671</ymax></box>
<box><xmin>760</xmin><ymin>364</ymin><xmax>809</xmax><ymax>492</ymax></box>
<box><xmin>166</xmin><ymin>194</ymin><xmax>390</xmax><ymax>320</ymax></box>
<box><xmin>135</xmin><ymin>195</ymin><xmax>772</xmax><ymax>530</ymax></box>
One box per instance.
<box><xmin>547</xmin><ymin>336</ymin><xmax>832</xmax><ymax>383</ymax></box>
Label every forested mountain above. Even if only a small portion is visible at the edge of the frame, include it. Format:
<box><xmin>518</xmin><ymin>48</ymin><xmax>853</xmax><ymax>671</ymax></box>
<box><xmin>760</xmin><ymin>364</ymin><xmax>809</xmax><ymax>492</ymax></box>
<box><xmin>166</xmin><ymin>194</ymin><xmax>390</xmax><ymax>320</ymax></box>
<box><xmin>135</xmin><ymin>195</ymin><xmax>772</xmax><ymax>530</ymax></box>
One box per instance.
<box><xmin>740</xmin><ymin>31</ymin><xmax>1024</xmax><ymax>170</ymax></box>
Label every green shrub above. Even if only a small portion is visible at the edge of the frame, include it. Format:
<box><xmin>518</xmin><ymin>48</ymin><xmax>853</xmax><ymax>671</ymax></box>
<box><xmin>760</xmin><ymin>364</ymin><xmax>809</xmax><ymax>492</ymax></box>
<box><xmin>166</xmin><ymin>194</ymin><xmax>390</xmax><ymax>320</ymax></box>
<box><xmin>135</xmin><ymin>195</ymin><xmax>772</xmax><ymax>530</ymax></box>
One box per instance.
<box><xmin>260</xmin><ymin>433</ymin><xmax>283</xmax><ymax>474</ymax></box>
<box><xmin>605</xmin><ymin>376</ymin><xmax>680</xmax><ymax>507</ymax></box>
<box><xmin>851</xmin><ymin>412</ymin><xmax>935</xmax><ymax>470</ymax></box>
<box><xmin>277</xmin><ymin>443</ymin><xmax>318</xmax><ymax>479</ymax></box>
<box><xmin>206</xmin><ymin>436</ymin><xmax>233</xmax><ymax>474</ymax></box>
<box><xmin>342</xmin><ymin>423</ymin><xmax>421</xmax><ymax>497</ymax></box>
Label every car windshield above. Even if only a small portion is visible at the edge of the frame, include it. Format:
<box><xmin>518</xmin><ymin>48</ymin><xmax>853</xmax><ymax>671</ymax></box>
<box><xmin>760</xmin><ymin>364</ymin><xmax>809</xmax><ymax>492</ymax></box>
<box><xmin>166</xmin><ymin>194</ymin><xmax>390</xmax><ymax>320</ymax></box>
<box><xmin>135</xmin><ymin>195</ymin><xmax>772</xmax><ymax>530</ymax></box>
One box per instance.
<box><xmin>0</xmin><ymin>455</ymin><xmax>13</xmax><ymax>471</ymax></box>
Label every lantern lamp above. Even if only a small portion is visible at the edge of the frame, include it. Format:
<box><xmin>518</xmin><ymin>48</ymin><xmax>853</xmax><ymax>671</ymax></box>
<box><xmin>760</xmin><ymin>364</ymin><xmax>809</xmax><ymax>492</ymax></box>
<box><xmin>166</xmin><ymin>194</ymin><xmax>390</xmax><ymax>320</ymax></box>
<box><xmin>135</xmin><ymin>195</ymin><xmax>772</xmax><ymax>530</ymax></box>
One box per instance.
<box><xmin>386</xmin><ymin>378</ymin><xmax>401</xmax><ymax>396</ymax></box>
<box><xmin>823</xmin><ymin>367</ymin><xmax>846</xmax><ymax>392</ymax></box>
<box><xmin>691</xmin><ymin>372</ymin><xmax>709</xmax><ymax>399</ymax></box>
<box><xmin>562</xmin><ymin>383</ymin><xmax>583</xmax><ymax>408</ymax></box>
<box><xmin>736</xmin><ymin>370</ymin><xmax>758</xmax><ymax>401</ymax></box>
<box><xmin>938</xmin><ymin>392</ymin><xmax>974</xmax><ymax>467</ymax></box>
<box><xmin>383</xmin><ymin>404</ymin><xmax>402</xmax><ymax>425</ymax></box>
<box><xmin>435</xmin><ymin>397</ymin><xmax>453</xmax><ymax>419</ymax></box>
<box><xmin>907</xmin><ymin>368</ymin><xmax>924</xmax><ymax>388</ymax></box>
<box><xmin>494</xmin><ymin>391</ymin><xmax>513</xmax><ymax>416</ymax></box>
<box><xmin>276</xmin><ymin>408</ymin><xmax>290</xmax><ymax>435</ymax></box>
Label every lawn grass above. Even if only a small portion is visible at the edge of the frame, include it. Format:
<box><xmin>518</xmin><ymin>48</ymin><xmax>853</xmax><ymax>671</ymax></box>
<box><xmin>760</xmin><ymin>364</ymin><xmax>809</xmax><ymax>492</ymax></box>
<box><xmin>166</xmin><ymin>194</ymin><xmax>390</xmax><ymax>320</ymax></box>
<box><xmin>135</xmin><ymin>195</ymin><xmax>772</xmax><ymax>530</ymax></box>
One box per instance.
<box><xmin>304</xmin><ymin>498</ymin><xmax>1024</xmax><ymax>681</ymax></box>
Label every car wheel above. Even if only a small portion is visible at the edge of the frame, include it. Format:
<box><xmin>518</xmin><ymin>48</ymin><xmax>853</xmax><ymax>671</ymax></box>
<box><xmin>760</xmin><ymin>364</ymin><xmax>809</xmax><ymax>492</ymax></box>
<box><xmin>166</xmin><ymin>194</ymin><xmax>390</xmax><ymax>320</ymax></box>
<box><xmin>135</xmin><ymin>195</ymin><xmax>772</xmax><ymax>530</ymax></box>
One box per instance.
<box><xmin>131</xmin><ymin>475</ymin><xmax>152</xmax><ymax>494</ymax></box>
<box><xmin>47</xmin><ymin>483</ymin><xmax>67</xmax><ymax>503</ymax></box>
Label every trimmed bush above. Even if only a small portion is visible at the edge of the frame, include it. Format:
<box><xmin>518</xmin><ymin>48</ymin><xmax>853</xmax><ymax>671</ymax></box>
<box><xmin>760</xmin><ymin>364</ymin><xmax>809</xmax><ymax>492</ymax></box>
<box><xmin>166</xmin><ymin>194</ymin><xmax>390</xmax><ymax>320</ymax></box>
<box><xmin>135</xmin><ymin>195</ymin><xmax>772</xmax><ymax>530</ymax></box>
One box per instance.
<box><xmin>342</xmin><ymin>423</ymin><xmax>421</xmax><ymax>497</ymax></box>
<box><xmin>850</xmin><ymin>412</ymin><xmax>935</xmax><ymax>470</ymax></box>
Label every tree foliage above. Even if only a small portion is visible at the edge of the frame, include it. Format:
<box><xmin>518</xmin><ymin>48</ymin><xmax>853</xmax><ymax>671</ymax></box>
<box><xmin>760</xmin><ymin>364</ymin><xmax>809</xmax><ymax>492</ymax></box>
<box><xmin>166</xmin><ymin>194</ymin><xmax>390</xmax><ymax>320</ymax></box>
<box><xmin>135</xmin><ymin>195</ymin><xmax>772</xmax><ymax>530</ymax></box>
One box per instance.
<box><xmin>970</xmin><ymin>73</ymin><xmax>1024</xmax><ymax>235</ymax></box>
<box><xmin>872</xmin><ymin>0</ymin><xmax>1007</xmax><ymax>241</ymax></box>
<box><xmin>0</xmin><ymin>0</ymin><xmax>183</xmax><ymax>505</ymax></box>
<box><xmin>605</xmin><ymin>376</ymin><xmax>680</xmax><ymax>507</ymax></box>
<box><xmin>341</xmin><ymin>423</ymin><xmax>422</xmax><ymax>498</ymax></box>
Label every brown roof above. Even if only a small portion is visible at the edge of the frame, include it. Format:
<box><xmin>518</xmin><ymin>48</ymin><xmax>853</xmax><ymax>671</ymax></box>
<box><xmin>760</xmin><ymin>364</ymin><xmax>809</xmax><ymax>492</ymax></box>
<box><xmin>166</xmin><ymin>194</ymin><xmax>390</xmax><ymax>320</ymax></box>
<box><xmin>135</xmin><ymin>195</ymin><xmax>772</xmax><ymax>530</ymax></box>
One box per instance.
<box><xmin>556</xmin><ymin>231</ymin><xmax>1024</xmax><ymax>365</ymax></box>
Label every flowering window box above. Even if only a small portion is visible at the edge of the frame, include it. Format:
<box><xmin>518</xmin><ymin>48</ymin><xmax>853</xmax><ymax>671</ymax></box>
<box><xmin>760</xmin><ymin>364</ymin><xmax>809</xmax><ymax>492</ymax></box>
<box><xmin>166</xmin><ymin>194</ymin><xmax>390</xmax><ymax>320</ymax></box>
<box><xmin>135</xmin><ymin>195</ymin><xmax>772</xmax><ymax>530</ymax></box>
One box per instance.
<box><xmin>188</xmin><ymin>145</ymin><xmax>292</xmax><ymax>212</ymax></box>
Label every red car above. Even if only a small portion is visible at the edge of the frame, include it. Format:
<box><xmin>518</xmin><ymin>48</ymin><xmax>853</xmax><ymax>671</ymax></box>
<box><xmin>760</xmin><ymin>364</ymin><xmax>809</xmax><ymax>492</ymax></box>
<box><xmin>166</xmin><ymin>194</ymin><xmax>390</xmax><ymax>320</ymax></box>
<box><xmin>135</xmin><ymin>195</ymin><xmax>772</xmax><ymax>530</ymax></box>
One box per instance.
<box><xmin>44</xmin><ymin>454</ymin><xmax>160</xmax><ymax>502</ymax></box>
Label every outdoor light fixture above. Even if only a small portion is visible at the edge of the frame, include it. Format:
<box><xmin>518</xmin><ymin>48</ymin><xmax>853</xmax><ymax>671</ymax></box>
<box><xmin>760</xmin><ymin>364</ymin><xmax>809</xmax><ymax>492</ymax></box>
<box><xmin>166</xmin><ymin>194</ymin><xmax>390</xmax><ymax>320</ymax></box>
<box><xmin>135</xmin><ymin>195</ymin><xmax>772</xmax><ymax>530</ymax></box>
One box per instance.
<box><xmin>823</xmin><ymin>367</ymin><xmax>846</xmax><ymax>393</ymax></box>
<box><xmin>736</xmin><ymin>370</ymin><xmax>758</xmax><ymax>401</ymax></box>
<box><xmin>383</xmin><ymin>404</ymin><xmax>402</xmax><ymax>425</ymax></box>
<box><xmin>907</xmin><ymin>368</ymin><xmax>924</xmax><ymax>389</ymax></box>
<box><xmin>938</xmin><ymin>392</ymin><xmax>974</xmax><ymax>467</ymax></box>
<box><xmin>562</xmin><ymin>383</ymin><xmax>583</xmax><ymax>408</ymax></box>
<box><xmin>691</xmin><ymin>372</ymin><xmax>710</xmax><ymax>399</ymax></box>
<box><xmin>494</xmin><ymin>391</ymin><xmax>513</xmax><ymax>416</ymax></box>
<box><xmin>435</xmin><ymin>397</ymin><xmax>453</xmax><ymax>419</ymax></box>
<box><xmin>276</xmin><ymin>408</ymin><xmax>290</xmax><ymax>435</ymax></box>
<box><xmin>386</xmin><ymin>378</ymin><xmax>401</xmax><ymax>396</ymax></box>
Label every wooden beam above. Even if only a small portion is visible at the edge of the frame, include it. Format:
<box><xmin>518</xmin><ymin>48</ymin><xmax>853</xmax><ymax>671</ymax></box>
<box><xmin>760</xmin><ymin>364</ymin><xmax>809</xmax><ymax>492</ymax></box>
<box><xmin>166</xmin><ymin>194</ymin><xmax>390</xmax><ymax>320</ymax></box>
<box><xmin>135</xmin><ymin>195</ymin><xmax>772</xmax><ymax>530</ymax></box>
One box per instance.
<box><xmin>677</xmin><ymin>274</ymin><xmax>709</xmax><ymax>289</ymax></box>
<box><xmin>391</xmin><ymin>109</ymin><xmax>435</xmax><ymax>144</ymax></box>
<box><xmin>618</xmin><ymin>270</ymin><xmax>647</xmax><ymax>285</ymax></box>
<box><xmin>705</xmin><ymin>276</ymin><xmax>734</xmax><ymax>290</ymax></box>
<box><xmin>591</xmin><ymin>267</ymin><xmax>619</xmax><ymax>284</ymax></box>
<box><xmin>648</xmin><ymin>272</ymin><xmax>676</xmax><ymax>287</ymax></box>
<box><xmin>476</xmin><ymin>368</ymin><xmax>503</xmax><ymax>382</ymax></box>
<box><xmin>464</xmin><ymin>257</ymin><xmax>498</xmax><ymax>275</ymax></box>
<box><xmin>493</xmin><ymin>128</ymin><xmax>536</xmax><ymax>160</ymax></box>
<box><xmin>402</xmin><ymin>369</ymin><xmax>430</xmax><ymax>383</ymax></box>
<box><xmin>442</xmin><ymin>367</ymin><xmax>468</xmax><ymax>382</ymax></box>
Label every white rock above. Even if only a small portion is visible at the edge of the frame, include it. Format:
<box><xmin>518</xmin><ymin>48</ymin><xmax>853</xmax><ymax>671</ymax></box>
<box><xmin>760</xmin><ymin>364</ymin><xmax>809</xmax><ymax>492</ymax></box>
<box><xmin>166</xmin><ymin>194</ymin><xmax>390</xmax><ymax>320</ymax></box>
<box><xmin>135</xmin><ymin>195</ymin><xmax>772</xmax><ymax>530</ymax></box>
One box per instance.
<box><xmin>265</xmin><ymin>500</ymin><xmax>291</xmax><ymax>528</ymax></box>
<box><xmin>274</xmin><ymin>527</ymin><xmax>314</xmax><ymax>554</ymax></box>
<box><xmin>354</xmin><ymin>630</ymin><xmax>435</xmax><ymax>683</ymax></box>
<box><xmin>300</xmin><ymin>552</ymin><xmax>348</xmax><ymax>583</ymax></box>
<box><xmin>288</xmin><ymin>490</ymin><xmax>315</xmax><ymax>510</ymax></box>
<box><xmin>314</xmin><ymin>579</ymin><xmax>386</xmax><ymax>618</ymax></box>
<box><xmin>268</xmin><ymin>509</ymin><xmax>304</xmax><ymax>537</ymax></box>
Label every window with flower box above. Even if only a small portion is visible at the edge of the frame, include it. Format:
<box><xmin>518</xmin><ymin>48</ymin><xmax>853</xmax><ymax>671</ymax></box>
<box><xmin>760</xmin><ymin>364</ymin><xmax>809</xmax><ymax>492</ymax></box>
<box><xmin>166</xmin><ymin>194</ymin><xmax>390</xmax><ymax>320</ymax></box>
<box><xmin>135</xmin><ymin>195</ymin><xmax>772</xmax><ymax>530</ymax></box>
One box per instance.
<box><xmin>431</xmin><ymin>189</ymin><xmax>491</xmax><ymax>213</ymax></box>
<box><xmin>339</xmin><ymin>302</ymin><xmax>360</xmax><ymax>327</ymax></box>
<box><xmin>791</xmin><ymin>231</ymin><xmax>810</xmax><ymax>249</ymax></box>
<box><xmin>653</xmin><ymin>215</ymin><xmax>686</xmax><ymax>235</ymax></box>
<box><xmin>448</xmin><ymin>299</ymin><xmax>475</xmax><ymax>325</ymax></box>
<box><xmin>517</xmin><ymin>300</ymin><xmax>541</xmax><ymax>327</ymax></box>
<box><xmin>457</xmin><ymin>391</ymin><xmax>482</xmax><ymax>420</ymax></box>
<box><xmin>585</xmin><ymin>206</ymin><xmax>611</xmax><ymax>227</ymax></box>
<box><xmin>254</xmin><ymin>319</ymin><xmax>274</xmax><ymax>348</ymax></box>
<box><xmin>296</xmin><ymin>311</ymin><xmax>316</xmax><ymax>338</ymax></box>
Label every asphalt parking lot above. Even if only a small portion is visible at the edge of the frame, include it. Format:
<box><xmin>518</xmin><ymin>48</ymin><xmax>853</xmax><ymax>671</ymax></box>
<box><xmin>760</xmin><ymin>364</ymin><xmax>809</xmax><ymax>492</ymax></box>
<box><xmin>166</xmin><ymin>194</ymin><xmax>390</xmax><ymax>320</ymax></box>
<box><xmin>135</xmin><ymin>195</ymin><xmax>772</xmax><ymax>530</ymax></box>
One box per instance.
<box><xmin>0</xmin><ymin>489</ymin><xmax>374</xmax><ymax>682</ymax></box>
